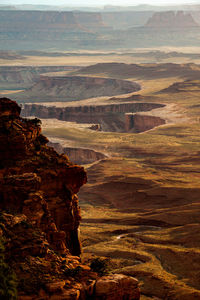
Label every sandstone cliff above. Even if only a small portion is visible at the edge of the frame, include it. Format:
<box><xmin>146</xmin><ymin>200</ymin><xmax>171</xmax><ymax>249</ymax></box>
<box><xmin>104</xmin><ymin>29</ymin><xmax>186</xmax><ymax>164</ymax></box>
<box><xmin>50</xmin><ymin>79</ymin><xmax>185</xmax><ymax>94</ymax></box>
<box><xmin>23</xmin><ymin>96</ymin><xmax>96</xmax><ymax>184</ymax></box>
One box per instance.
<box><xmin>125</xmin><ymin>113</ymin><xmax>166</xmax><ymax>132</ymax></box>
<box><xmin>0</xmin><ymin>98</ymin><xmax>140</xmax><ymax>299</ymax></box>
<box><xmin>22</xmin><ymin>102</ymin><xmax>164</xmax><ymax>132</ymax></box>
<box><xmin>0</xmin><ymin>11</ymin><xmax>82</xmax><ymax>32</ymax></box>
<box><xmin>74</xmin><ymin>12</ymin><xmax>112</xmax><ymax>31</ymax></box>
<box><xmin>145</xmin><ymin>11</ymin><xmax>199</xmax><ymax>28</ymax></box>
<box><xmin>48</xmin><ymin>141</ymin><xmax>107</xmax><ymax>165</ymax></box>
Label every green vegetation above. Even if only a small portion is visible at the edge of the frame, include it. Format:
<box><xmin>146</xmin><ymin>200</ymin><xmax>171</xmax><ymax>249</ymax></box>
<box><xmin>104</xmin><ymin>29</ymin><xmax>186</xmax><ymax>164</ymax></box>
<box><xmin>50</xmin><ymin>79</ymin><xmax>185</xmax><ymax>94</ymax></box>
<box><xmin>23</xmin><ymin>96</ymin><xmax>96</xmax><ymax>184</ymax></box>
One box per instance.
<box><xmin>0</xmin><ymin>238</ymin><xmax>18</xmax><ymax>300</ymax></box>
<box><xmin>90</xmin><ymin>257</ymin><xmax>111</xmax><ymax>276</ymax></box>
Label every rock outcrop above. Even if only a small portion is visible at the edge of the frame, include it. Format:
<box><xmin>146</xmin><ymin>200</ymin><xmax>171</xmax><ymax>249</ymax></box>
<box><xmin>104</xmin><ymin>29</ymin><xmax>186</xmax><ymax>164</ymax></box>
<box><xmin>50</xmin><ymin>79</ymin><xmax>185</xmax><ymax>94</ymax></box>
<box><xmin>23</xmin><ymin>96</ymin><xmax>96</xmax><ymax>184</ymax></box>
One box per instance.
<box><xmin>0</xmin><ymin>11</ymin><xmax>82</xmax><ymax>32</ymax></box>
<box><xmin>74</xmin><ymin>12</ymin><xmax>112</xmax><ymax>31</ymax></box>
<box><xmin>0</xmin><ymin>66</ymin><xmax>77</xmax><ymax>90</ymax></box>
<box><xmin>160</xmin><ymin>79</ymin><xmax>200</xmax><ymax>93</ymax></box>
<box><xmin>12</xmin><ymin>75</ymin><xmax>141</xmax><ymax>102</ymax></box>
<box><xmin>125</xmin><ymin>113</ymin><xmax>166</xmax><ymax>132</ymax></box>
<box><xmin>0</xmin><ymin>97</ymin><xmax>86</xmax><ymax>256</ymax></box>
<box><xmin>145</xmin><ymin>11</ymin><xmax>199</xmax><ymax>28</ymax></box>
<box><xmin>95</xmin><ymin>274</ymin><xmax>140</xmax><ymax>300</ymax></box>
<box><xmin>22</xmin><ymin>102</ymin><xmax>164</xmax><ymax>132</ymax></box>
<box><xmin>0</xmin><ymin>98</ymin><xmax>140</xmax><ymax>299</ymax></box>
<box><xmin>0</xmin><ymin>10</ymin><xmax>111</xmax><ymax>35</ymax></box>
<box><xmin>48</xmin><ymin>141</ymin><xmax>107</xmax><ymax>165</ymax></box>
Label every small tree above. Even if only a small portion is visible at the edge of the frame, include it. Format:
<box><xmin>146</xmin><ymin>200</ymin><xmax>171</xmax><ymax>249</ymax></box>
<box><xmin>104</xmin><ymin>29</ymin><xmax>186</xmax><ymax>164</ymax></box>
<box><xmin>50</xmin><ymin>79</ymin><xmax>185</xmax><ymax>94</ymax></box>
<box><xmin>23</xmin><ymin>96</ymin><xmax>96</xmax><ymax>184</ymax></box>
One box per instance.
<box><xmin>90</xmin><ymin>257</ymin><xmax>111</xmax><ymax>276</ymax></box>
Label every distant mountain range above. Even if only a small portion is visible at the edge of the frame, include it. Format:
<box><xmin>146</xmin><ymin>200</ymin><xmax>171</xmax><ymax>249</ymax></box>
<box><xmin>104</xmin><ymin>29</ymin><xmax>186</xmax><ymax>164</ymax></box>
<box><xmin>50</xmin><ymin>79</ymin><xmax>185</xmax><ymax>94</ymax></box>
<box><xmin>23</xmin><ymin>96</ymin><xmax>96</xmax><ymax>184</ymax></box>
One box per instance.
<box><xmin>1</xmin><ymin>4</ymin><xmax>200</xmax><ymax>12</ymax></box>
<box><xmin>1</xmin><ymin>9</ymin><xmax>200</xmax><ymax>50</ymax></box>
<box><xmin>145</xmin><ymin>11</ymin><xmax>199</xmax><ymax>28</ymax></box>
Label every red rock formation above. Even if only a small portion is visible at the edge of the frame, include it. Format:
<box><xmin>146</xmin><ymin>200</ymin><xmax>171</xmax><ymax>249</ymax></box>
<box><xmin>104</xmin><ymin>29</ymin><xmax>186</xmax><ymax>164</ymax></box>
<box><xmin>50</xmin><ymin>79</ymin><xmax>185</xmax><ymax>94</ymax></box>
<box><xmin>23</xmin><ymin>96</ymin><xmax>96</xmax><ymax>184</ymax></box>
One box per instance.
<box><xmin>0</xmin><ymin>97</ymin><xmax>86</xmax><ymax>255</ymax></box>
<box><xmin>0</xmin><ymin>97</ymin><xmax>140</xmax><ymax>299</ymax></box>
<box><xmin>125</xmin><ymin>113</ymin><xmax>165</xmax><ymax>132</ymax></box>
<box><xmin>95</xmin><ymin>274</ymin><xmax>140</xmax><ymax>300</ymax></box>
<box><xmin>22</xmin><ymin>102</ymin><xmax>164</xmax><ymax>132</ymax></box>
<box><xmin>48</xmin><ymin>141</ymin><xmax>106</xmax><ymax>165</ymax></box>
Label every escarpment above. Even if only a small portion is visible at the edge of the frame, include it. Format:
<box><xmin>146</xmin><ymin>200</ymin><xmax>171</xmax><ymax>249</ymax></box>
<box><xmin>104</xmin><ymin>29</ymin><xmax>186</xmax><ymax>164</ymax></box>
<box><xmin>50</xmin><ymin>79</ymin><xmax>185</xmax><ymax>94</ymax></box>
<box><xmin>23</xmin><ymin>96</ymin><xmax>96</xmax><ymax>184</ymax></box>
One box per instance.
<box><xmin>0</xmin><ymin>97</ymin><xmax>86</xmax><ymax>256</ymax></box>
<box><xmin>145</xmin><ymin>11</ymin><xmax>199</xmax><ymax>28</ymax></box>
<box><xmin>12</xmin><ymin>75</ymin><xmax>141</xmax><ymax>102</ymax></box>
<box><xmin>0</xmin><ymin>98</ymin><xmax>140</xmax><ymax>299</ymax></box>
<box><xmin>48</xmin><ymin>141</ymin><xmax>107</xmax><ymax>165</ymax></box>
<box><xmin>0</xmin><ymin>66</ymin><xmax>78</xmax><ymax>90</ymax></box>
<box><xmin>125</xmin><ymin>113</ymin><xmax>166</xmax><ymax>132</ymax></box>
<box><xmin>22</xmin><ymin>102</ymin><xmax>165</xmax><ymax>132</ymax></box>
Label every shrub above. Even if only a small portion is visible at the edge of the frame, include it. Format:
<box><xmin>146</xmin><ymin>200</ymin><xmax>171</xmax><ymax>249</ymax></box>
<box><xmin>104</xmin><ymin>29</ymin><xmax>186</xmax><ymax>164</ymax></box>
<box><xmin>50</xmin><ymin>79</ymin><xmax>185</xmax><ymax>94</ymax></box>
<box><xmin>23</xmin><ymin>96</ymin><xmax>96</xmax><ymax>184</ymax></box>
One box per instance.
<box><xmin>90</xmin><ymin>257</ymin><xmax>111</xmax><ymax>276</ymax></box>
<box><xmin>0</xmin><ymin>238</ymin><xmax>18</xmax><ymax>300</ymax></box>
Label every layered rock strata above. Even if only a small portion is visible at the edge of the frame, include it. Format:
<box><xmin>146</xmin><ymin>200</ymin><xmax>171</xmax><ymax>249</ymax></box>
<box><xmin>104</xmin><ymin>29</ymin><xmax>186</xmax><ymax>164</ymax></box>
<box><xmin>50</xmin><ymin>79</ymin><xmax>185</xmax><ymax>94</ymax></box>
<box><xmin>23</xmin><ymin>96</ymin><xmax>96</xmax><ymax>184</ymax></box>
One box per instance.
<box><xmin>125</xmin><ymin>113</ymin><xmax>166</xmax><ymax>132</ymax></box>
<box><xmin>48</xmin><ymin>141</ymin><xmax>107</xmax><ymax>165</ymax></box>
<box><xmin>0</xmin><ymin>97</ymin><xmax>86</xmax><ymax>256</ymax></box>
<box><xmin>12</xmin><ymin>76</ymin><xmax>141</xmax><ymax>102</ymax></box>
<box><xmin>0</xmin><ymin>66</ymin><xmax>78</xmax><ymax>89</ymax></box>
<box><xmin>0</xmin><ymin>97</ymin><xmax>140</xmax><ymax>299</ymax></box>
<box><xmin>22</xmin><ymin>102</ymin><xmax>165</xmax><ymax>132</ymax></box>
<box><xmin>145</xmin><ymin>11</ymin><xmax>199</xmax><ymax>28</ymax></box>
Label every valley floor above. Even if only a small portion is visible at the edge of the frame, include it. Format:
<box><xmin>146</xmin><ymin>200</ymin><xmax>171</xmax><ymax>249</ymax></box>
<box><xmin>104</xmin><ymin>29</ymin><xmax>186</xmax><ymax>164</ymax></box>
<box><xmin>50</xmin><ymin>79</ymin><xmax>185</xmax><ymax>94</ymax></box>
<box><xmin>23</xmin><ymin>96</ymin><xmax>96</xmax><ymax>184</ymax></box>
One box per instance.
<box><xmin>2</xmin><ymin>51</ymin><xmax>200</xmax><ymax>299</ymax></box>
<box><xmin>41</xmin><ymin>69</ymin><xmax>200</xmax><ymax>299</ymax></box>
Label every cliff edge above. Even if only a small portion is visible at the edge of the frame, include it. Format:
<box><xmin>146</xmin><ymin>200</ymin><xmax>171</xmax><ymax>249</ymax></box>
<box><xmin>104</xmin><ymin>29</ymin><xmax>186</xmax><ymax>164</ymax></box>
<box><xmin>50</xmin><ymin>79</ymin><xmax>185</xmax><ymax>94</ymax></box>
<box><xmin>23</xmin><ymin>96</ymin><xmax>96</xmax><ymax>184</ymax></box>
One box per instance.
<box><xmin>145</xmin><ymin>11</ymin><xmax>199</xmax><ymax>28</ymax></box>
<box><xmin>0</xmin><ymin>98</ymin><xmax>140</xmax><ymax>299</ymax></box>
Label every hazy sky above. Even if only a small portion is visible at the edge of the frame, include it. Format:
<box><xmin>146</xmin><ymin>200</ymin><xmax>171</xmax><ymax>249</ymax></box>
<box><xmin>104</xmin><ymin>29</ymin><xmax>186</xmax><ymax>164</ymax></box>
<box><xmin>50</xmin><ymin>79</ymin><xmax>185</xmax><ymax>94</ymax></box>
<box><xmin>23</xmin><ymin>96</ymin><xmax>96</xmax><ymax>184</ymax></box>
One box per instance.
<box><xmin>2</xmin><ymin>0</ymin><xmax>200</xmax><ymax>6</ymax></box>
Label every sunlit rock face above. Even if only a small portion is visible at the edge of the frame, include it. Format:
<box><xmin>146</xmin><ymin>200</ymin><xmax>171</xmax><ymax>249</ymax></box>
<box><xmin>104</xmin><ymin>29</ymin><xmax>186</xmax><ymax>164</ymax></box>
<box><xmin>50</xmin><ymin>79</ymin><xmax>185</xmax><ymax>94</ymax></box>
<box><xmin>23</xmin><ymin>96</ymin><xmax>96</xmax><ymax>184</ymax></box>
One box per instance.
<box><xmin>0</xmin><ymin>97</ymin><xmax>140</xmax><ymax>299</ymax></box>
<box><xmin>125</xmin><ymin>113</ymin><xmax>165</xmax><ymax>132</ymax></box>
<box><xmin>22</xmin><ymin>102</ymin><xmax>164</xmax><ymax>132</ymax></box>
<box><xmin>0</xmin><ymin>97</ymin><xmax>87</xmax><ymax>256</ymax></box>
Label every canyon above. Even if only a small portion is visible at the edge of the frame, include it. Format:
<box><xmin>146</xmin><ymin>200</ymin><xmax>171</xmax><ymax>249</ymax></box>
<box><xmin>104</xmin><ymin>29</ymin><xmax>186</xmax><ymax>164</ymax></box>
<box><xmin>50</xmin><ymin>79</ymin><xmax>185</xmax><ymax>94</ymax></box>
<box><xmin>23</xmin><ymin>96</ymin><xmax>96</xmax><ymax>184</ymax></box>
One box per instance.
<box><xmin>1</xmin><ymin>10</ymin><xmax>200</xmax><ymax>51</ymax></box>
<box><xmin>35</xmin><ymin>60</ymin><xmax>200</xmax><ymax>299</ymax></box>
<box><xmin>1</xmin><ymin>36</ymin><xmax>200</xmax><ymax>299</ymax></box>
<box><xmin>22</xmin><ymin>102</ymin><xmax>165</xmax><ymax>133</ymax></box>
<box><xmin>0</xmin><ymin>98</ymin><xmax>140</xmax><ymax>299</ymax></box>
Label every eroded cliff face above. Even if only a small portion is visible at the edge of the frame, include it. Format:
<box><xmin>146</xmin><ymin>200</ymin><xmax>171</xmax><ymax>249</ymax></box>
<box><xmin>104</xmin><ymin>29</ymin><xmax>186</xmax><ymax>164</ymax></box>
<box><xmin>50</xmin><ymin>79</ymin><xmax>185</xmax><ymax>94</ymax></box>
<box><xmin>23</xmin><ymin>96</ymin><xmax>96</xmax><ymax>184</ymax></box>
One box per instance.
<box><xmin>48</xmin><ymin>141</ymin><xmax>107</xmax><ymax>165</ymax></box>
<box><xmin>74</xmin><ymin>12</ymin><xmax>112</xmax><ymax>31</ymax></box>
<box><xmin>0</xmin><ymin>98</ymin><xmax>140</xmax><ymax>299</ymax></box>
<box><xmin>145</xmin><ymin>11</ymin><xmax>199</xmax><ymax>28</ymax></box>
<box><xmin>0</xmin><ymin>66</ymin><xmax>77</xmax><ymax>89</ymax></box>
<box><xmin>13</xmin><ymin>75</ymin><xmax>141</xmax><ymax>102</ymax></box>
<box><xmin>0</xmin><ymin>11</ymin><xmax>82</xmax><ymax>32</ymax></box>
<box><xmin>22</xmin><ymin>102</ymin><xmax>164</xmax><ymax>132</ymax></box>
<box><xmin>0</xmin><ymin>97</ymin><xmax>86</xmax><ymax>256</ymax></box>
<box><xmin>125</xmin><ymin>113</ymin><xmax>166</xmax><ymax>132</ymax></box>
